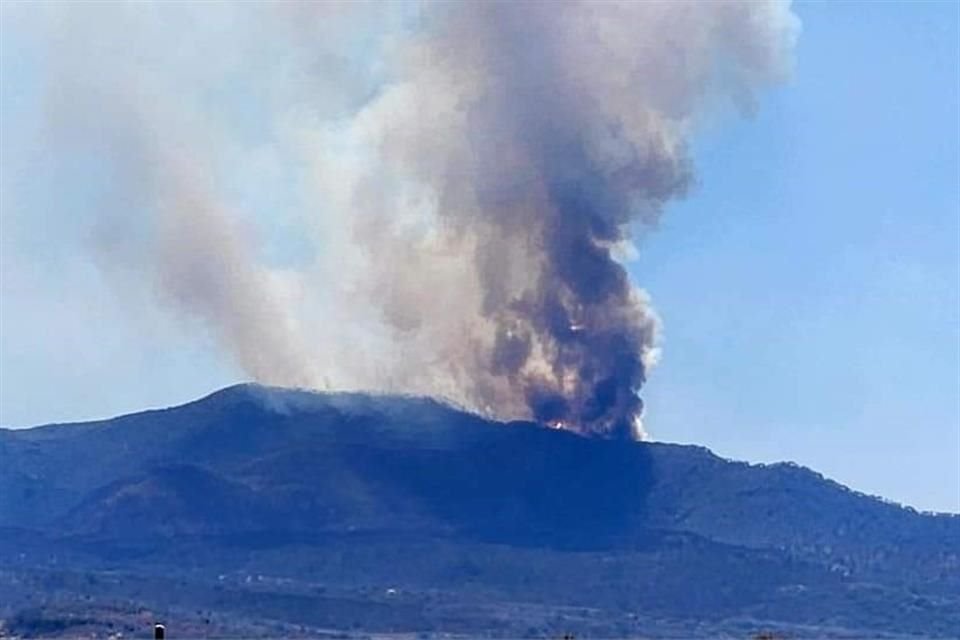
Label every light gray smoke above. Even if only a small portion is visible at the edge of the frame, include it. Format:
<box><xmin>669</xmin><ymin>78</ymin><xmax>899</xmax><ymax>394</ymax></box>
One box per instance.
<box><xmin>17</xmin><ymin>0</ymin><xmax>798</xmax><ymax>438</ymax></box>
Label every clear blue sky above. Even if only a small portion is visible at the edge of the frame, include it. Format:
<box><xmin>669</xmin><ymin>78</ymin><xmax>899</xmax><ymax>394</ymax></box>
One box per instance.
<box><xmin>634</xmin><ymin>1</ymin><xmax>959</xmax><ymax>513</ymax></box>
<box><xmin>1</xmin><ymin>1</ymin><xmax>958</xmax><ymax>512</ymax></box>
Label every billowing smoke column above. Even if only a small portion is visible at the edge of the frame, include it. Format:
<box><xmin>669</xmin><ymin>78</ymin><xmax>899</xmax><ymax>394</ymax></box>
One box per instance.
<box><xmin>348</xmin><ymin>0</ymin><xmax>797</xmax><ymax>437</ymax></box>
<box><xmin>15</xmin><ymin>0</ymin><xmax>798</xmax><ymax>438</ymax></box>
<box><xmin>425</xmin><ymin>2</ymin><xmax>676</xmax><ymax>438</ymax></box>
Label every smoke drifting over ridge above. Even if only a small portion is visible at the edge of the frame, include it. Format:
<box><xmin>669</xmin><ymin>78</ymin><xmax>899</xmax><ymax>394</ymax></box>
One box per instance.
<box><xmin>12</xmin><ymin>1</ymin><xmax>797</xmax><ymax>438</ymax></box>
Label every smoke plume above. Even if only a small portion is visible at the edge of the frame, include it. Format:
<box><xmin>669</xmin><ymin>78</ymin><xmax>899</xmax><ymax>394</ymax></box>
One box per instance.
<box><xmin>15</xmin><ymin>1</ymin><xmax>798</xmax><ymax>438</ymax></box>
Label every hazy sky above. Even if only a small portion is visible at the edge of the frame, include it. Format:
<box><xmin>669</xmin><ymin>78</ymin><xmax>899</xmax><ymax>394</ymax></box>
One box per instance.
<box><xmin>1</xmin><ymin>1</ymin><xmax>958</xmax><ymax>512</ymax></box>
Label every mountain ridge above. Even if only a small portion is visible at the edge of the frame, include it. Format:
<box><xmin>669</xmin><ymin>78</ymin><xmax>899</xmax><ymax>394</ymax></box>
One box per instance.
<box><xmin>2</xmin><ymin>383</ymin><xmax>958</xmax><ymax>637</ymax></box>
<box><xmin>4</xmin><ymin>382</ymin><xmax>951</xmax><ymax>516</ymax></box>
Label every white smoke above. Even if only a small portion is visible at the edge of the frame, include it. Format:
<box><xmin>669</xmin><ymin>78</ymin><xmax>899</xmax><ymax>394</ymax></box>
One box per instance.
<box><xmin>12</xmin><ymin>0</ymin><xmax>798</xmax><ymax>437</ymax></box>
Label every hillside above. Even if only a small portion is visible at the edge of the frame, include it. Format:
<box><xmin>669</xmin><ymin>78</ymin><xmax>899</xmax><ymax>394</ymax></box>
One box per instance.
<box><xmin>1</xmin><ymin>384</ymin><xmax>957</xmax><ymax>638</ymax></box>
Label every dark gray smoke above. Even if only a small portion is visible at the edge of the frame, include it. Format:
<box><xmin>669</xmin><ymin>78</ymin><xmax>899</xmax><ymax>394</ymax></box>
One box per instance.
<box><xmin>348</xmin><ymin>1</ymin><xmax>797</xmax><ymax>437</ymax></box>
<box><xmin>17</xmin><ymin>0</ymin><xmax>798</xmax><ymax>438</ymax></box>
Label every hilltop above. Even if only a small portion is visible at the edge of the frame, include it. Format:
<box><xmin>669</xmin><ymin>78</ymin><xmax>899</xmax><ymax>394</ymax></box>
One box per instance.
<box><xmin>1</xmin><ymin>384</ymin><xmax>957</xmax><ymax>637</ymax></box>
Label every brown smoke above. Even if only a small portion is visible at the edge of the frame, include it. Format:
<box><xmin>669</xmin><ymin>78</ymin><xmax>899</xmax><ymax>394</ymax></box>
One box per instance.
<box><xmin>23</xmin><ymin>0</ymin><xmax>798</xmax><ymax>438</ymax></box>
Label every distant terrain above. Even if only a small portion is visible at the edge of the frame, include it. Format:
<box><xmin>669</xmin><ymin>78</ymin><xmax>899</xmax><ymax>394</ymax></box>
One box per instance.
<box><xmin>1</xmin><ymin>384</ymin><xmax>958</xmax><ymax>638</ymax></box>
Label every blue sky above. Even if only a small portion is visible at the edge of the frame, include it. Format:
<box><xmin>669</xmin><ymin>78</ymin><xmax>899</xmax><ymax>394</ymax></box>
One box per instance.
<box><xmin>634</xmin><ymin>1</ymin><xmax>959</xmax><ymax>513</ymax></box>
<box><xmin>1</xmin><ymin>1</ymin><xmax>958</xmax><ymax>512</ymax></box>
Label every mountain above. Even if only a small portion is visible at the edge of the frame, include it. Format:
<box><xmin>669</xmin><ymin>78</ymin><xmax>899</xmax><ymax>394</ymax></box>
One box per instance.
<box><xmin>1</xmin><ymin>384</ymin><xmax>957</xmax><ymax>638</ymax></box>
